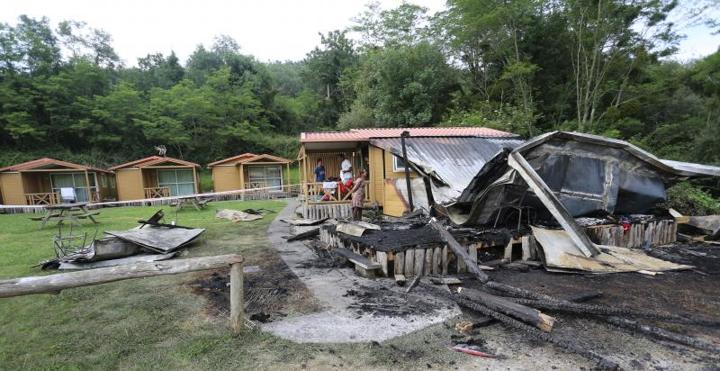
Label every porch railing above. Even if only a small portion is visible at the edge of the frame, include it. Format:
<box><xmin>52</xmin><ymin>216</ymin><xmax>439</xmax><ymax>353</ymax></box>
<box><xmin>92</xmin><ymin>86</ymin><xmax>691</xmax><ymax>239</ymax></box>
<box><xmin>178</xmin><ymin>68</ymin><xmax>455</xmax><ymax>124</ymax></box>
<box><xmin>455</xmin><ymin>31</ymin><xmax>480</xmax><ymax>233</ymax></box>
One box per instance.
<box><xmin>303</xmin><ymin>182</ymin><xmax>370</xmax><ymax>204</ymax></box>
<box><xmin>244</xmin><ymin>182</ymin><xmax>284</xmax><ymax>191</ymax></box>
<box><xmin>144</xmin><ymin>187</ymin><xmax>170</xmax><ymax>199</ymax></box>
<box><xmin>25</xmin><ymin>192</ymin><xmax>59</xmax><ymax>205</ymax></box>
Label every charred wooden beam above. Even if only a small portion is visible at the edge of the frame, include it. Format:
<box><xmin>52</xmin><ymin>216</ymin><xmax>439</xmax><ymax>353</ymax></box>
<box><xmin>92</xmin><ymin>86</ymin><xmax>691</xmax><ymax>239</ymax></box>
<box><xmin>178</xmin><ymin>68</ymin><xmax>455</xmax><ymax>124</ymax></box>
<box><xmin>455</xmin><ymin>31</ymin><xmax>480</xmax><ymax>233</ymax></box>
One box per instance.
<box><xmin>458</xmin><ymin>287</ymin><xmax>555</xmax><ymax>332</ymax></box>
<box><xmin>426</xmin><ymin>285</ymin><xmax>618</xmax><ymax>370</ymax></box>
<box><xmin>601</xmin><ymin>316</ymin><xmax>720</xmax><ymax>353</ymax></box>
<box><xmin>506</xmin><ymin>297</ymin><xmax>720</xmax><ymax>326</ymax></box>
<box><xmin>286</xmin><ymin>228</ymin><xmax>320</xmax><ymax>242</ymax></box>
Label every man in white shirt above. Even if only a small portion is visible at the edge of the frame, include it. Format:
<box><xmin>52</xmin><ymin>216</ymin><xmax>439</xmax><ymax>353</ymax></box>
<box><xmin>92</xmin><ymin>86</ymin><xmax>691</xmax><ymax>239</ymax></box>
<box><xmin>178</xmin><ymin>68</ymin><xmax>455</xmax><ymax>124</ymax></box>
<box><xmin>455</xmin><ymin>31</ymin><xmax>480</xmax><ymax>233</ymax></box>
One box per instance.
<box><xmin>340</xmin><ymin>155</ymin><xmax>352</xmax><ymax>183</ymax></box>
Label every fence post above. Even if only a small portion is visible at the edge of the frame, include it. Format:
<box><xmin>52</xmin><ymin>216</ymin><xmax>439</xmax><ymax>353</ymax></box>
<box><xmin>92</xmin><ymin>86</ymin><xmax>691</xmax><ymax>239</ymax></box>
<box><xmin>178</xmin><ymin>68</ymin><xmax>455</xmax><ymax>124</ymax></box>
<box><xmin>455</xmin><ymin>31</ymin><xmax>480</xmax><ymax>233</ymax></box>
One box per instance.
<box><xmin>230</xmin><ymin>261</ymin><xmax>244</xmax><ymax>333</ymax></box>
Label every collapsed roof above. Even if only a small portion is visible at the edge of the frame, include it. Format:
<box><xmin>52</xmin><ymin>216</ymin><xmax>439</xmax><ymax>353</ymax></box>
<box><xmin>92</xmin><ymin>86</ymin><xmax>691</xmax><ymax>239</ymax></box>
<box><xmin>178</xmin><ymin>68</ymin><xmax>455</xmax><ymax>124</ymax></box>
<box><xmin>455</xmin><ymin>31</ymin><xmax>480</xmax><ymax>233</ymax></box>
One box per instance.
<box><xmin>370</xmin><ymin>137</ymin><xmax>524</xmax><ymax>204</ymax></box>
<box><xmin>445</xmin><ymin>132</ymin><xmax>720</xmax><ymax>228</ymax></box>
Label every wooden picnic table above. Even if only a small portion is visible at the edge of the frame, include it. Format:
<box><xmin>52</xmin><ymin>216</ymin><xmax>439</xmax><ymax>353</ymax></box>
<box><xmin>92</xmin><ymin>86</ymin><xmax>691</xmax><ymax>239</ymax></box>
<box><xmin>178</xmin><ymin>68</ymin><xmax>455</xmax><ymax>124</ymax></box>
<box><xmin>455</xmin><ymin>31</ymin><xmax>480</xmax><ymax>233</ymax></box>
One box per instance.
<box><xmin>170</xmin><ymin>196</ymin><xmax>210</xmax><ymax>211</ymax></box>
<box><xmin>30</xmin><ymin>202</ymin><xmax>100</xmax><ymax>229</ymax></box>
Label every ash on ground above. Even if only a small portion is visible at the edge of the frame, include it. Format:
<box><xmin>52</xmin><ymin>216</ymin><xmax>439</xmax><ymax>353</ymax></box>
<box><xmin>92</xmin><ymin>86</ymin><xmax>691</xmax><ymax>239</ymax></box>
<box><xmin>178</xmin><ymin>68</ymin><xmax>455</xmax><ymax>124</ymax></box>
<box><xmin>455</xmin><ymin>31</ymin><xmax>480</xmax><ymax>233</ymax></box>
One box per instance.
<box><xmin>296</xmin><ymin>240</ymin><xmax>348</xmax><ymax>269</ymax></box>
<box><xmin>343</xmin><ymin>283</ymin><xmax>451</xmax><ymax>317</ymax></box>
<box><xmin>190</xmin><ymin>247</ymin><xmax>320</xmax><ymax>323</ymax></box>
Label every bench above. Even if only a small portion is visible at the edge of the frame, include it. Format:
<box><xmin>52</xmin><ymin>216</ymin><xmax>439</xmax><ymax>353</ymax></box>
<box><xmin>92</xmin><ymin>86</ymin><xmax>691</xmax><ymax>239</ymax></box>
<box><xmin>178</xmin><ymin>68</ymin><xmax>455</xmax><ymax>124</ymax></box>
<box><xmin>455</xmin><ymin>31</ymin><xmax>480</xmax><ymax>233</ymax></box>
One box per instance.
<box><xmin>74</xmin><ymin>211</ymin><xmax>100</xmax><ymax>220</ymax></box>
<box><xmin>333</xmin><ymin>248</ymin><xmax>382</xmax><ymax>278</ymax></box>
<box><xmin>29</xmin><ymin>212</ymin><xmax>61</xmax><ymax>221</ymax></box>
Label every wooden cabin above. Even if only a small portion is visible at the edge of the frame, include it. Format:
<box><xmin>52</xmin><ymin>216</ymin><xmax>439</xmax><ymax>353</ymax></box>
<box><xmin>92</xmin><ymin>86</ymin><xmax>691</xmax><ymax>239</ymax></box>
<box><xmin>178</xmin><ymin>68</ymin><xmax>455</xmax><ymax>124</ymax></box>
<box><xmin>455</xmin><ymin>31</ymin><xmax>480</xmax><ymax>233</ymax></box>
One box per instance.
<box><xmin>208</xmin><ymin>153</ymin><xmax>292</xmax><ymax>192</ymax></box>
<box><xmin>298</xmin><ymin>127</ymin><xmax>515</xmax><ymax>218</ymax></box>
<box><xmin>110</xmin><ymin>156</ymin><xmax>201</xmax><ymax>201</ymax></box>
<box><xmin>0</xmin><ymin>158</ymin><xmax>115</xmax><ymax>205</ymax></box>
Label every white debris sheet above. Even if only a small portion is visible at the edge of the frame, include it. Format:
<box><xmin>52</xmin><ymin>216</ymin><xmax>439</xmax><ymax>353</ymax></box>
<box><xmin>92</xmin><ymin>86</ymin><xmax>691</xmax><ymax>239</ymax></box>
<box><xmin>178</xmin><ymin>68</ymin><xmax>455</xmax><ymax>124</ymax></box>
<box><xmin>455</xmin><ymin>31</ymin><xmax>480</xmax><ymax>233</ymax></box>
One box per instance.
<box><xmin>216</xmin><ymin>209</ymin><xmax>263</xmax><ymax>222</ymax></box>
<box><xmin>531</xmin><ymin>226</ymin><xmax>693</xmax><ymax>273</ymax></box>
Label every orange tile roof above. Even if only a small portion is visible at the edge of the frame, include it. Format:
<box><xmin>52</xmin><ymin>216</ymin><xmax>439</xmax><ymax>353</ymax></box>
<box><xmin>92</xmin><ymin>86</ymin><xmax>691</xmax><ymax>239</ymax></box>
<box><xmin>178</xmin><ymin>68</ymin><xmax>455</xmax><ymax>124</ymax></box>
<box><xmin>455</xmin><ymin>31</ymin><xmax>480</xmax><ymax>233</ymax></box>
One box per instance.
<box><xmin>109</xmin><ymin>156</ymin><xmax>199</xmax><ymax>170</ymax></box>
<box><xmin>300</xmin><ymin>127</ymin><xmax>515</xmax><ymax>143</ymax></box>
<box><xmin>0</xmin><ymin>157</ymin><xmax>111</xmax><ymax>173</ymax></box>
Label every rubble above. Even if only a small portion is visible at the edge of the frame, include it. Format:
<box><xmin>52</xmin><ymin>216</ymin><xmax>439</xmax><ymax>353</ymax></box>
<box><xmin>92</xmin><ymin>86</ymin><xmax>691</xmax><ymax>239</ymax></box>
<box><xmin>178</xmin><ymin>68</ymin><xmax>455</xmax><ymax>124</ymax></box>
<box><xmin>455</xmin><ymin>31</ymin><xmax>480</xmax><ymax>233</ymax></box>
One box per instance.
<box><xmin>277</xmin><ymin>131</ymin><xmax>720</xmax><ymax>367</ymax></box>
<box><xmin>41</xmin><ymin>209</ymin><xmax>205</xmax><ymax>270</ymax></box>
<box><xmin>216</xmin><ymin>208</ymin><xmax>264</xmax><ymax>222</ymax></box>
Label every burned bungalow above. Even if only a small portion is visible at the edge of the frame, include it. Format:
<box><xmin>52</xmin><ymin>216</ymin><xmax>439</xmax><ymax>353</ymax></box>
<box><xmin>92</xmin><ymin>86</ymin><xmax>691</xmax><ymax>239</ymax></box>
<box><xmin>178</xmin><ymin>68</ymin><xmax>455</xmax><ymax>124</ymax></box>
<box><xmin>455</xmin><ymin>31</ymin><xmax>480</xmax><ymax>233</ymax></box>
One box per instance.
<box><xmin>313</xmin><ymin>130</ymin><xmax>720</xmax><ymax>277</ymax></box>
<box><xmin>297</xmin><ymin>127</ymin><xmax>519</xmax><ymax>219</ymax></box>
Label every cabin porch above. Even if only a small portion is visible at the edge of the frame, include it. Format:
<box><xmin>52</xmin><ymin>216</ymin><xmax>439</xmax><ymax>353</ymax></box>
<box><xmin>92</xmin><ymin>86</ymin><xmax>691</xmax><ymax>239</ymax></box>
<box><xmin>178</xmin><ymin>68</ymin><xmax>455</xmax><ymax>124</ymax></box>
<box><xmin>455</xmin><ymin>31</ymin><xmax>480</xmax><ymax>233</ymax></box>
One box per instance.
<box><xmin>22</xmin><ymin>171</ymin><xmax>101</xmax><ymax>205</ymax></box>
<box><xmin>298</xmin><ymin>144</ymin><xmax>373</xmax><ymax>219</ymax></box>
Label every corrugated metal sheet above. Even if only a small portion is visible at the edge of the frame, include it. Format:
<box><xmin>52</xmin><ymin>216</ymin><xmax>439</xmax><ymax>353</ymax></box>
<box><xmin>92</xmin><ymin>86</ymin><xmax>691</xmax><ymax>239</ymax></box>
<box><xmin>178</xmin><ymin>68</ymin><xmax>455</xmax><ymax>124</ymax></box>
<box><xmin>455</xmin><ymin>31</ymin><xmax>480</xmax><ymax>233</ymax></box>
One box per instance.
<box><xmin>301</xmin><ymin>127</ymin><xmax>516</xmax><ymax>143</ymax></box>
<box><xmin>370</xmin><ymin>137</ymin><xmax>524</xmax><ymax>203</ymax></box>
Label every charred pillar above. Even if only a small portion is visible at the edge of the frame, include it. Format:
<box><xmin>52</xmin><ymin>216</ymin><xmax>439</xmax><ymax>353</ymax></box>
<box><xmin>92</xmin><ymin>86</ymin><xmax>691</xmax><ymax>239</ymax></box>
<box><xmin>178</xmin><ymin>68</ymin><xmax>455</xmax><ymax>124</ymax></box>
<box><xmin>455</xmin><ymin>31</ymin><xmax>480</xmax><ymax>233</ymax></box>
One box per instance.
<box><xmin>401</xmin><ymin>131</ymin><xmax>413</xmax><ymax>212</ymax></box>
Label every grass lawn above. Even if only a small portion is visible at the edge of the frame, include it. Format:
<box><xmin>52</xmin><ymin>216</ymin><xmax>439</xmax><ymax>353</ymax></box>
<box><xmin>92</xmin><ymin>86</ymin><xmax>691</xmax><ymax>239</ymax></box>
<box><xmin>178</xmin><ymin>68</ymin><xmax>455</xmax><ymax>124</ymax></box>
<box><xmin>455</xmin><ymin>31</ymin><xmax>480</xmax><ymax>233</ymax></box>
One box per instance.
<box><xmin>0</xmin><ymin>200</ymin><xmax>463</xmax><ymax>370</ymax></box>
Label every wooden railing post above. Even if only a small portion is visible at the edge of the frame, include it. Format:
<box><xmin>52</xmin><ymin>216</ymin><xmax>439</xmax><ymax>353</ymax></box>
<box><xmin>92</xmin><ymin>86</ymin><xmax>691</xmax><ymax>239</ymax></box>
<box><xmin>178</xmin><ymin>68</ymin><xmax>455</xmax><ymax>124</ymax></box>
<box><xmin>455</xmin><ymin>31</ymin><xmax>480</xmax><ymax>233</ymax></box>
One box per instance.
<box><xmin>230</xmin><ymin>261</ymin><xmax>244</xmax><ymax>333</ymax></box>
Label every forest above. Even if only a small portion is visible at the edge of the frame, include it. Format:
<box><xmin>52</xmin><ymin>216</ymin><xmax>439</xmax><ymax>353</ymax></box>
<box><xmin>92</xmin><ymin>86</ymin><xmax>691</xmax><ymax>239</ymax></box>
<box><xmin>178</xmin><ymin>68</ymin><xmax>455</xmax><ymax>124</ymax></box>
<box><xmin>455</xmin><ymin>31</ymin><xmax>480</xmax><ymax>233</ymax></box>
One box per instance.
<box><xmin>0</xmin><ymin>0</ymin><xmax>719</xmax><ymax>207</ymax></box>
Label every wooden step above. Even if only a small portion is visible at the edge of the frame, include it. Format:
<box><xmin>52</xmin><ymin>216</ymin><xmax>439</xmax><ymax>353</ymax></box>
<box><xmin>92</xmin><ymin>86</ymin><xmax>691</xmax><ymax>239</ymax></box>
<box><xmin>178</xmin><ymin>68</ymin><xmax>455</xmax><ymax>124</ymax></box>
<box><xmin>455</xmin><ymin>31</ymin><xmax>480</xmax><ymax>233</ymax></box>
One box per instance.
<box><xmin>333</xmin><ymin>248</ymin><xmax>381</xmax><ymax>270</ymax></box>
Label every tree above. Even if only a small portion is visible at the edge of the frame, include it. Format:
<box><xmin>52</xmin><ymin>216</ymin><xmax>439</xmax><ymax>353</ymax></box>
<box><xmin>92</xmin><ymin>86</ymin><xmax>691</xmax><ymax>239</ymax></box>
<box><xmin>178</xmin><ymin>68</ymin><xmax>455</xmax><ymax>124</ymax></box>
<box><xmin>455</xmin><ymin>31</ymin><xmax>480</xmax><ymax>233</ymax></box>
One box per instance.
<box><xmin>344</xmin><ymin>42</ymin><xmax>458</xmax><ymax>128</ymax></box>
<box><xmin>56</xmin><ymin>20</ymin><xmax>120</xmax><ymax>68</ymax></box>
<box><xmin>302</xmin><ymin>30</ymin><xmax>358</xmax><ymax>127</ymax></box>
<box><xmin>564</xmin><ymin>0</ymin><xmax>679</xmax><ymax>131</ymax></box>
<box><xmin>351</xmin><ymin>2</ymin><xmax>431</xmax><ymax>48</ymax></box>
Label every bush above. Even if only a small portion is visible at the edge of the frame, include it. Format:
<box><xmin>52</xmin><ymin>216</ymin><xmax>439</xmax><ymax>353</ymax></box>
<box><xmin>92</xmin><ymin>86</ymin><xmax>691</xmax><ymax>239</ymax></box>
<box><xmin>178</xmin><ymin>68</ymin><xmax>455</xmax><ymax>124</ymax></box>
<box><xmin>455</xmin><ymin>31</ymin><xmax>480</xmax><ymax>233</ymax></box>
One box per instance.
<box><xmin>666</xmin><ymin>182</ymin><xmax>720</xmax><ymax>216</ymax></box>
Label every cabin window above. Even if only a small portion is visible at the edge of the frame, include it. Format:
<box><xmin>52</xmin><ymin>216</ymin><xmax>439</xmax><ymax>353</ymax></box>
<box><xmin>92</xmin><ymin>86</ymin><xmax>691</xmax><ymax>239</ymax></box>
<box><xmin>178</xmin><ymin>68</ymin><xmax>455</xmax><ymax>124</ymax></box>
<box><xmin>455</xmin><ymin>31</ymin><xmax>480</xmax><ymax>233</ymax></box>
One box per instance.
<box><xmin>50</xmin><ymin>173</ymin><xmax>96</xmax><ymax>202</ymax></box>
<box><xmin>393</xmin><ymin>155</ymin><xmax>408</xmax><ymax>172</ymax></box>
<box><xmin>158</xmin><ymin>169</ymin><xmax>195</xmax><ymax>196</ymax></box>
<box><xmin>247</xmin><ymin>165</ymin><xmax>283</xmax><ymax>190</ymax></box>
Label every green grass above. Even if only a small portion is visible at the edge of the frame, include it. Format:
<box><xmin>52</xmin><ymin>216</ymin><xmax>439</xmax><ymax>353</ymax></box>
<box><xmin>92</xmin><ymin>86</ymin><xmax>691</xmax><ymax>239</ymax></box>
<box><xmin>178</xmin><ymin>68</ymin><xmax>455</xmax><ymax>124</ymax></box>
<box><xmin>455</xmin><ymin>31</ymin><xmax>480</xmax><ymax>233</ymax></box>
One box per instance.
<box><xmin>0</xmin><ymin>200</ymin><xmax>463</xmax><ymax>370</ymax></box>
<box><xmin>199</xmin><ymin>169</ymin><xmax>214</xmax><ymax>193</ymax></box>
<box><xmin>0</xmin><ymin>200</ymin><xmax>304</xmax><ymax>369</ymax></box>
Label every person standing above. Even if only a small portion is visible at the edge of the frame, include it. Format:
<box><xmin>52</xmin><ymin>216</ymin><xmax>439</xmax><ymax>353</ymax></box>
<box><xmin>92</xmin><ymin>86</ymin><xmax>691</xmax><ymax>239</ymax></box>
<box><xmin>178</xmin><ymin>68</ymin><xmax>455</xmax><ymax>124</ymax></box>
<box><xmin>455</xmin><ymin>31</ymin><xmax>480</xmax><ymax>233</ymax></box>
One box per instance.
<box><xmin>340</xmin><ymin>154</ymin><xmax>352</xmax><ymax>183</ymax></box>
<box><xmin>314</xmin><ymin>159</ymin><xmax>326</xmax><ymax>182</ymax></box>
<box><xmin>350</xmin><ymin>169</ymin><xmax>367</xmax><ymax>221</ymax></box>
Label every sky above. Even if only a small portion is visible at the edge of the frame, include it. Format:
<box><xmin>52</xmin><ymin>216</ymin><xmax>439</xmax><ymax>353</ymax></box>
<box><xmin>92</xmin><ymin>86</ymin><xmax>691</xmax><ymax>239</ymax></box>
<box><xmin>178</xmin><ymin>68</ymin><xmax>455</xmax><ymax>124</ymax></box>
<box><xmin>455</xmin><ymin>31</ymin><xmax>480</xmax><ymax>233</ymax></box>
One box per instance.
<box><xmin>1</xmin><ymin>0</ymin><xmax>718</xmax><ymax>66</ymax></box>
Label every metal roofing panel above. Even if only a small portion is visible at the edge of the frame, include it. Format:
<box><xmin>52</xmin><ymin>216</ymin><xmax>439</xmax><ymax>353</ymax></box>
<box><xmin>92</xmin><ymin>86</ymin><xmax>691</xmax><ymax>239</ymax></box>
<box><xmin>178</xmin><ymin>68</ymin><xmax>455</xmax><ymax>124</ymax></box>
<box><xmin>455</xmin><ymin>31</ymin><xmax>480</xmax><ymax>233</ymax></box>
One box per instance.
<box><xmin>370</xmin><ymin>137</ymin><xmax>524</xmax><ymax>202</ymax></box>
<box><xmin>301</xmin><ymin>127</ymin><xmax>516</xmax><ymax>143</ymax></box>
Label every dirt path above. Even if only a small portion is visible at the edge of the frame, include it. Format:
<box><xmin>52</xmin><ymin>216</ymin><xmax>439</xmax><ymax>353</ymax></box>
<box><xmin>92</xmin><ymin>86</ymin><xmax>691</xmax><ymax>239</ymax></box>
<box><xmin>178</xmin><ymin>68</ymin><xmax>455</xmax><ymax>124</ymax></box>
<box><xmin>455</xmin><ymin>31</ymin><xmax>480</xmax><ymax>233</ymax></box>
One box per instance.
<box><xmin>261</xmin><ymin>200</ymin><xmax>462</xmax><ymax>343</ymax></box>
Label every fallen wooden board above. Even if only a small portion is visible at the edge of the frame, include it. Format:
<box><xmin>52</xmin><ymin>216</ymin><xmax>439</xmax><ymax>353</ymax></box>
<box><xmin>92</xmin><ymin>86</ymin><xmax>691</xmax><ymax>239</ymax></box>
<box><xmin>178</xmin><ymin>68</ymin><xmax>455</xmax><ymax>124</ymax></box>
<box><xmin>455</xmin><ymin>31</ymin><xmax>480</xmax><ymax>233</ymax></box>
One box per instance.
<box><xmin>531</xmin><ymin>226</ymin><xmax>693</xmax><ymax>273</ymax></box>
<box><xmin>508</xmin><ymin>152</ymin><xmax>599</xmax><ymax>257</ymax></box>
<box><xmin>333</xmin><ymin>248</ymin><xmax>381</xmax><ymax>270</ymax></box>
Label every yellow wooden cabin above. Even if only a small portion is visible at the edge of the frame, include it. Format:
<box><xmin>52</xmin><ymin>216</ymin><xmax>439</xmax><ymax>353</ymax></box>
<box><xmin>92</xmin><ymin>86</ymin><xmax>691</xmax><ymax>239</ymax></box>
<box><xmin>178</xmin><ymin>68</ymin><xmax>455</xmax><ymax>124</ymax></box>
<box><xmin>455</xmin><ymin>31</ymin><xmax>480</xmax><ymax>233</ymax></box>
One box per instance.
<box><xmin>110</xmin><ymin>156</ymin><xmax>201</xmax><ymax>201</ymax></box>
<box><xmin>208</xmin><ymin>153</ymin><xmax>292</xmax><ymax>192</ymax></box>
<box><xmin>298</xmin><ymin>127</ymin><xmax>517</xmax><ymax>218</ymax></box>
<box><xmin>0</xmin><ymin>158</ymin><xmax>116</xmax><ymax>205</ymax></box>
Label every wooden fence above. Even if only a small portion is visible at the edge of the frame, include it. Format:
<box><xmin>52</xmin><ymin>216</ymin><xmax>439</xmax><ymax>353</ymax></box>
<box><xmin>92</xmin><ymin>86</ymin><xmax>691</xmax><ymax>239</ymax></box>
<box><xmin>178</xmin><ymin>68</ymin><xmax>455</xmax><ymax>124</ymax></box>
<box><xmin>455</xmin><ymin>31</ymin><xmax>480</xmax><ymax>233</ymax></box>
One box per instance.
<box><xmin>0</xmin><ymin>254</ymin><xmax>246</xmax><ymax>332</ymax></box>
